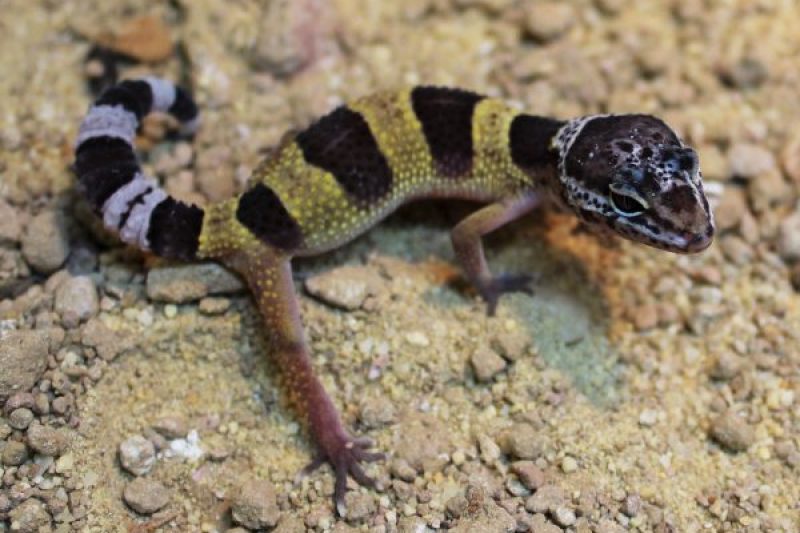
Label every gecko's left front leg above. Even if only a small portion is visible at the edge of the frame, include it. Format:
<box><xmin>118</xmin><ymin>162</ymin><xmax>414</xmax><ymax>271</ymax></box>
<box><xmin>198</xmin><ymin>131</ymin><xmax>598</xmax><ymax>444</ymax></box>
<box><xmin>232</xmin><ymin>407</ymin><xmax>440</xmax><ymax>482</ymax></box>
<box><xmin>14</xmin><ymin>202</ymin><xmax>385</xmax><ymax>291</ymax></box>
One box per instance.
<box><xmin>229</xmin><ymin>250</ymin><xmax>383</xmax><ymax>517</ymax></box>
<box><xmin>451</xmin><ymin>192</ymin><xmax>541</xmax><ymax>316</ymax></box>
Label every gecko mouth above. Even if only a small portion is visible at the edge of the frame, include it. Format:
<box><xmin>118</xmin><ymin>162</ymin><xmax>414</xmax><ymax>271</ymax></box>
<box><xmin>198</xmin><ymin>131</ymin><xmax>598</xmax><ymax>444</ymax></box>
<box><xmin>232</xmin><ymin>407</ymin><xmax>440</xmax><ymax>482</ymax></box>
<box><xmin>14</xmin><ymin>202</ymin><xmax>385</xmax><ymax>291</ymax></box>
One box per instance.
<box><xmin>678</xmin><ymin>228</ymin><xmax>714</xmax><ymax>253</ymax></box>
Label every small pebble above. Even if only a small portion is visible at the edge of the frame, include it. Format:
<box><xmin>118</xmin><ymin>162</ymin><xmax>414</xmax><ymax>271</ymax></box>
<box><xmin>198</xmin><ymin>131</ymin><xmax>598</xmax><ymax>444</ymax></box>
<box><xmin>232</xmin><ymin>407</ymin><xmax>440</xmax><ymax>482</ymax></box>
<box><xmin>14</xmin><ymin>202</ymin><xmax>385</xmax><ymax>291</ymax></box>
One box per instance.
<box><xmin>470</xmin><ymin>346</ymin><xmax>507</xmax><ymax>382</ymax></box>
<box><xmin>552</xmin><ymin>505</ymin><xmax>577</xmax><ymax>527</ymax></box>
<box><xmin>511</xmin><ymin>461</ymin><xmax>545</xmax><ymax>490</ymax></box>
<box><xmin>344</xmin><ymin>491</ymin><xmax>376</xmax><ymax>521</ymax></box>
<box><xmin>119</xmin><ymin>435</ymin><xmax>156</xmax><ymax>476</ymax></box>
<box><xmin>709</xmin><ymin>353</ymin><xmax>744</xmax><ymax>381</ymax></box>
<box><xmin>623</xmin><ymin>494</ymin><xmax>642</xmax><ymax>517</ymax></box>
<box><xmin>507</xmin><ymin>424</ymin><xmax>543</xmax><ymax>460</ymax></box>
<box><xmin>777</xmin><ymin>212</ymin><xmax>800</xmax><ymax>262</ymax></box>
<box><xmin>525</xmin><ymin>484</ymin><xmax>565</xmax><ymax>514</ymax></box>
<box><xmin>26</xmin><ymin>423</ymin><xmax>67</xmax><ymax>457</ymax></box>
<box><xmin>304</xmin><ymin>265</ymin><xmax>383</xmax><ymax>311</ymax></box>
<box><xmin>713</xmin><ymin>186</ymin><xmax>747</xmax><ymax>231</ymax></box>
<box><xmin>719</xmin><ymin>235</ymin><xmax>753</xmax><ymax>266</ymax></box>
<box><xmin>710</xmin><ymin>411</ymin><xmax>755</xmax><ymax>452</ymax></box>
<box><xmin>123</xmin><ymin>477</ymin><xmax>170</xmax><ymax>514</ymax></box>
<box><xmin>152</xmin><ymin>415</ymin><xmax>188</xmax><ymax>439</ymax></box>
<box><xmin>94</xmin><ymin>15</ymin><xmax>173</xmax><ymax>63</ymax></box>
<box><xmin>8</xmin><ymin>407</ymin><xmax>34</xmax><ymax>430</ymax></box>
<box><xmin>524</xmin><ymin>2</ymin><xmax>575</xmax><ymax>41</ymax></box>
<box><xmin>359</xmin><ymin>396</ymin><xmax>396</xmax><ymax>428</ymax></box>
<box><xmin>2</xmin><ymin>440</ymin><xmax>29</xmax><ymax>466</ymax></box>
<box><xmin>54</xmin><ymin>275</ymin><xmax>99</xmax><ymax>325</ymax></box>
<box><xmin>405</xmin><ymin>331</ymin><xmax>429</xmax><ymax>347</ymax></box>
<box><xmin>0</xmin><ymin>329</ymin><xmax>51</xmax><ymax>398</ymax></box>
<box><xmin>4</xmin><ymin>391</ymin><xmax>35</xmax><ymax>414</ymax></box>
<box><xmin>727</xmin><ymin>143</ymin><xmax>776</xmax><ymax>179</ymax></box>
<box><xmin>198</xmin><ymin>297</ymin><xmax>231</xmax><ymax>315</ymax></box>
<box><xmin>638</xmin><ymin>409</ymin><xmax>658</xmax><ymax>427</ymax></box>
<box><xmin>560</xmin><ymin>456</ymin><xmax>578</xmax><ymax>473</ymax></box>
<box><xmin>631</xmin><ymin>304</ymin><xmax>658</xmax><ymax>331</ymax></box>
<box><xmin>0</xmin><ymin>199</ymin><xmax>21</xmax><ymax>244</ymax></box>
<box><xmin>781</xmin><ymin>134</ymin><xmax>800</xmax><ymax>183</ymax></box>
<box><xmin>20</xmin><ymin>210</ymin><xmax>70</xmax><ymax>274</ymax></box>
<box><xmin>231</xmin><ymin>478</ymin><xmax>281</xmax><ymax>529</ymax></box>
<box><xmin>8</xmin><ymin>498</ymin><xmax>52</xmax><ymax>532</ymax></box>
<box><xmin>146</xmin><ymin>263</ymin><xmax>244</xmax><ymax>303</ymax></box>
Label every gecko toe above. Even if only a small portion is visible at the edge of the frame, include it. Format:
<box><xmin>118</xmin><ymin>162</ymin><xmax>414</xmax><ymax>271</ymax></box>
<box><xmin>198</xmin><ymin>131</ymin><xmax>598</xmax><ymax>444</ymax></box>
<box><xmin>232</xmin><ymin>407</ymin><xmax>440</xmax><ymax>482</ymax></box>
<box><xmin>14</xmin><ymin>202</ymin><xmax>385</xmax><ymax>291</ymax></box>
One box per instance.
<box><xmin>480</xmin><ymin>273</ymin><xmax>537</xmax><ymax>315</ymax></box>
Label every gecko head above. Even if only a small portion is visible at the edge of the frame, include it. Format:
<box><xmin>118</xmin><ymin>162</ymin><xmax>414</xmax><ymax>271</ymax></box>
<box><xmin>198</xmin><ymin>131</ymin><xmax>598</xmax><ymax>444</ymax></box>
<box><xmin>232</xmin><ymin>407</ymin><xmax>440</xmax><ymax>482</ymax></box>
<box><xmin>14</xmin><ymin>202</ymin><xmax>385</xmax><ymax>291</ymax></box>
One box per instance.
<box><xmin>553</xmin><ymin>114</ymin><xmax>714</xmax><ymax>253</ymax></box>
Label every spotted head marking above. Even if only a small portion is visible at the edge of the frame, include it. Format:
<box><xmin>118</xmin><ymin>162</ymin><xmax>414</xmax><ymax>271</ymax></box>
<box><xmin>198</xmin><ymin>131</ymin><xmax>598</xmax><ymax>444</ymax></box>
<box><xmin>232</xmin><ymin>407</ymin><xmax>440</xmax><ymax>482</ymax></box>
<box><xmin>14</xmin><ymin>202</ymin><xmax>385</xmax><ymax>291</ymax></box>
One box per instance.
<box><xmin>552</xmin><ymin>114</ymin><xmax>714</xmax><ymax>253</ymax></box>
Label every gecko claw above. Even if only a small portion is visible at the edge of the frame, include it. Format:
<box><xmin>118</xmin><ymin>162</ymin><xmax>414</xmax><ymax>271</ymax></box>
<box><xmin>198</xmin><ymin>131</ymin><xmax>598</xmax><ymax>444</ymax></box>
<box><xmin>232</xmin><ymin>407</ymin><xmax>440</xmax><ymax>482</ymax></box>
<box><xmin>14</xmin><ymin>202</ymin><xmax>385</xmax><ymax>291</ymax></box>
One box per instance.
<box><xmin>300</xmin><ymin>432</ymin><xmax>385</xmax><ymax>516</ymax></box>
<box><xmin>480</xmin><ymin>273</ymin><xmax>537</xmax><ymax>316</ymax></box>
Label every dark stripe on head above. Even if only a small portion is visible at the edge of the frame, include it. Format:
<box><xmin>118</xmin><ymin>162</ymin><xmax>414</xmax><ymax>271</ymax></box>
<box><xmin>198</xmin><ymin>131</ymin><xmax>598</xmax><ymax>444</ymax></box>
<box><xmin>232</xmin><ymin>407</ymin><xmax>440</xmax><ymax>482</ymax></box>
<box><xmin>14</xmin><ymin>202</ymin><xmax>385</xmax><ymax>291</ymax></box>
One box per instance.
<box><xmin>410</xmin><ymin>86</ymin><xmax>484</xmax><ymax>178</ymax></box>
<box><xmin>74</xmin><ymin>136</ymin><xmax>140</xmax><ymax>209</ymax></box>
<box><xmin>295</xmin><ymin>106</ymin><xmax>392</xmax><ymax>204</ymax></box>
<box><xmin>146</xmin><ymin>197</ymin><xmax>204</xmax><ymax>260</ymax></box>
<box><xmin>509</xmin><ymin>114</ymin><xmax>564</xmax><ymax>174</ymax></box>
<box><xmin>95</xmin><ymin>80</ymin><xmax>153</xmax><ymax>120</ymax></box>
<box><xmin>168</xmin><ymin>86</ymin><xmax>199</xmax><ymax>122</ymax></box>
<box><xmin>236</xmin><ymin>183</ymin><xmax>303</xmax><ymax>250</ymax></box>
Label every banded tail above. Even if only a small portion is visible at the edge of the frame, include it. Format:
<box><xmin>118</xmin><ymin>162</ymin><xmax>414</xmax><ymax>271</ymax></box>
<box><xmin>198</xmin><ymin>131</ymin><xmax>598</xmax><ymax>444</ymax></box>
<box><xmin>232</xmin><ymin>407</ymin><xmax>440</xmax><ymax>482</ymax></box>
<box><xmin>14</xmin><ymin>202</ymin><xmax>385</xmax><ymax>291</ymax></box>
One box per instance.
<box><xmin>74</xmin><ymin>78</ymin><xmax>204</xmax><ymax>260</ymax></box>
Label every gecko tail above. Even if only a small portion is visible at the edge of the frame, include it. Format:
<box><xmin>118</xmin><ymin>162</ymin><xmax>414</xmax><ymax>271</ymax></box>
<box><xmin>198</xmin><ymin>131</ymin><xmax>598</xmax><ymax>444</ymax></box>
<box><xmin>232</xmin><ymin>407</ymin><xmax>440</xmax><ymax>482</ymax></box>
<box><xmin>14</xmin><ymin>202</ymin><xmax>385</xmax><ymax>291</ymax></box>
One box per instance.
<box><xmin>74</xmin><ymin>78</ymin><xmax>204</xmax><ymax>261</ymax></box>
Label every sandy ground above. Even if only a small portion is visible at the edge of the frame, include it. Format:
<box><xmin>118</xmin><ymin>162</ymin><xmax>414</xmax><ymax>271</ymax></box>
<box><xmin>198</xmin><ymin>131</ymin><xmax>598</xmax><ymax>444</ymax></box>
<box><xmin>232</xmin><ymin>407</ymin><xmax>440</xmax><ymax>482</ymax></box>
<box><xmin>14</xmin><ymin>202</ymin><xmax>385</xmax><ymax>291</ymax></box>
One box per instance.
<box><xmin>1</xmin><ymin>0</ymin><xmax>799</xmax><ymax>532</ymax></box>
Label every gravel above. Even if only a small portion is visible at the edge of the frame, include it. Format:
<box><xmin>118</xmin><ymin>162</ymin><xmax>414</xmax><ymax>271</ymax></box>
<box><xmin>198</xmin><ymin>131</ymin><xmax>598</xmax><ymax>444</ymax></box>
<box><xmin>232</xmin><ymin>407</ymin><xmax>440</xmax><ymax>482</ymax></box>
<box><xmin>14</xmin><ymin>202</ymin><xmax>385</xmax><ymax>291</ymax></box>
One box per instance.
<box><xmin>119</xmin><ymin>435</ymin><xmax>156</xmax><ymax>476</ymax></box>
<box><xmin>20</xmin><ymin>209</ymin><xmax>69</xmax><ymax>274</ymax></box>
<box><xmin>123</xmin><ymin>477</ymin><xmax>170</xmax><ymax>514</ymax></box>
<box><xmin>709</xmin><ymin>411</ymin><xmax>755</xmax><ymax>452</ymax></box>
<box><xmin>0</xmin><ymin>330</ymin><xmax>51</xmax><ymax>400</ymax></box>
<box><xmin>54</xmin><ymin>275</ymin><xmax>99</xmax><ymax>326</ymax></box>
<box><xmin>231</xmin><ymin>478</ymin><xmax>281</xmax><ymax>530</ymax></box>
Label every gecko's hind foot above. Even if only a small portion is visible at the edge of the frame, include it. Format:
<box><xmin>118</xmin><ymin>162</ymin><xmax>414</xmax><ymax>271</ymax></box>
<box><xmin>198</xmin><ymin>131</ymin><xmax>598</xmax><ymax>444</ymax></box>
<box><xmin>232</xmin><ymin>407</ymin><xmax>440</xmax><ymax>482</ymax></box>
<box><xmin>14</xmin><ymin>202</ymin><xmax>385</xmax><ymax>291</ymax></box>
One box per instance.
<box><xmin>479</xmin><ymin>273</ymin><xmax>537</xmax><ymax>316</ymax></box>
<box><xmin>299</xmin><ymin>435</ymin><xmax>385</xmax><ymax>517</ymax></box>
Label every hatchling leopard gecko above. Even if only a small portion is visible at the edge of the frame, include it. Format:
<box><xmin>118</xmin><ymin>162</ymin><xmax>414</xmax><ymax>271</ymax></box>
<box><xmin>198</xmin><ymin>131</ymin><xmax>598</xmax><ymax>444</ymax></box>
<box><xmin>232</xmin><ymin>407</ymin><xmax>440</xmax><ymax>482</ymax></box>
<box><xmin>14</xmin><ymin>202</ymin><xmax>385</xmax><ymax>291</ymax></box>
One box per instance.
<box><xmin>74</xmin><ymin>78</ymin><xmax>714</xmax><ymax>514</ymax></box>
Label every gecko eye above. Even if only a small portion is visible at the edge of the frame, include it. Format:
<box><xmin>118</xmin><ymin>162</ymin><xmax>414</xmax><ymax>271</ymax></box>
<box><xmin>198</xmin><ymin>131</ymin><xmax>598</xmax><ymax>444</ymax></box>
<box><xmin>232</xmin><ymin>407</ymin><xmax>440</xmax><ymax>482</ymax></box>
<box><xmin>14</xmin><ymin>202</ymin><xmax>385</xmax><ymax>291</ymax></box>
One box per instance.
<box><xmin>609</xmin><ymin>189</ymin><xmax>648</xmax><ymax>217</ymax></box>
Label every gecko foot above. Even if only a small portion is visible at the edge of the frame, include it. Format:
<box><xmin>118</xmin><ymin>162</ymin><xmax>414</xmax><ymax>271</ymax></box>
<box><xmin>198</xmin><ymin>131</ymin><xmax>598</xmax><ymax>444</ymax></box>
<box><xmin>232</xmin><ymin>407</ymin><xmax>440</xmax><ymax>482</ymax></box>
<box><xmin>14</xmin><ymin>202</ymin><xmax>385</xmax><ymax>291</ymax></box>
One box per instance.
<box><xmin>479</xmin><ymin>273</ymin><xmax>536</xmax><ymax>316</ymax></box>
<box><xmin>299</xmin><ymin>435</ymin><xmax>385</xmax><ymax>517</ymax></box>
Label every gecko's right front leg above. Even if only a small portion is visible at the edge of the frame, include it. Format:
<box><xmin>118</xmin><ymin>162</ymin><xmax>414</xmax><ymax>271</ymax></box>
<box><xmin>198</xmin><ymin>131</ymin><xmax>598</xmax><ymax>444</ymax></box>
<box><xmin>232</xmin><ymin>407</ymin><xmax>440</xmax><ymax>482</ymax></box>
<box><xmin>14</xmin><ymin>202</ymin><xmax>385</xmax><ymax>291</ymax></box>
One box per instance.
<box><xmin>228</xmin><ymin>250</ymin><xmax>383</xmax><ymax>517</ymax></box>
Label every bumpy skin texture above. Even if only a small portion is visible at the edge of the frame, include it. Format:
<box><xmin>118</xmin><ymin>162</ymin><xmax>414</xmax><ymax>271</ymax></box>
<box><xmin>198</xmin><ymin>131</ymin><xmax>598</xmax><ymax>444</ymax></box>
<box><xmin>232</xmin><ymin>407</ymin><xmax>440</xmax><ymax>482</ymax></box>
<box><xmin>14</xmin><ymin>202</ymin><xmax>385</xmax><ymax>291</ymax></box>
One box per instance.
<box><xmin>74</xmin><ymin>79</ymin><xmax>714</xmax><ymax>515</ymax></box>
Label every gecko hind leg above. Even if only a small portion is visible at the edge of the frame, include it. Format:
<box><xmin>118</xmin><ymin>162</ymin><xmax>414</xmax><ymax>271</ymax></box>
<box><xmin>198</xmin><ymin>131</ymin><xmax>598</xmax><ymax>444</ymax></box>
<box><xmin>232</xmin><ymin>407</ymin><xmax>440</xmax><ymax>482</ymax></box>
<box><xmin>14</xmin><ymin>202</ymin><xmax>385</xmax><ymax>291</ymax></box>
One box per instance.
<box><xmin>229</xmin><ymin>249</ymin><xmax>384</xmax><ymax>516</ymax></box>
<box><xmin>450</xmin><ymin>192</ymin><xmax>542</xmax><ymax>316</ymax></box>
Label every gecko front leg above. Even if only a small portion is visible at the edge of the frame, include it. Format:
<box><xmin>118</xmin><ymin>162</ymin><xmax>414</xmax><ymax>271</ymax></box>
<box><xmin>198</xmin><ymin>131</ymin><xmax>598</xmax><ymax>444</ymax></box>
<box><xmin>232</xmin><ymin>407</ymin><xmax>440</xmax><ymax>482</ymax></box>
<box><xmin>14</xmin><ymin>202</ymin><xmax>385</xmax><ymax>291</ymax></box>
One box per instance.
<box><xmin>229</xmin><ymin>250</ymin><xmax>383</xmax><ymax>516</ymax></box>
<box><xmin>450</xmin><ymin>192</ymin><xmax>541</xmax><ymax>316</ymax></box>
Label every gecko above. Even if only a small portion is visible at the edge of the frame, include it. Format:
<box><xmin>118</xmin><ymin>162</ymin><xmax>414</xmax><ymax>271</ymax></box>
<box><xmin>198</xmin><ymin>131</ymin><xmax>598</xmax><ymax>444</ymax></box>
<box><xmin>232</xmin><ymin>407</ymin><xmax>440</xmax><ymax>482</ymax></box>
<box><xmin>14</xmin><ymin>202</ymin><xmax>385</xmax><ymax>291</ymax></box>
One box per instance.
<box><xmin>74</xmin><ymin>78</ymin><xmax>714</xmax><ymax>515</ymax></box>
